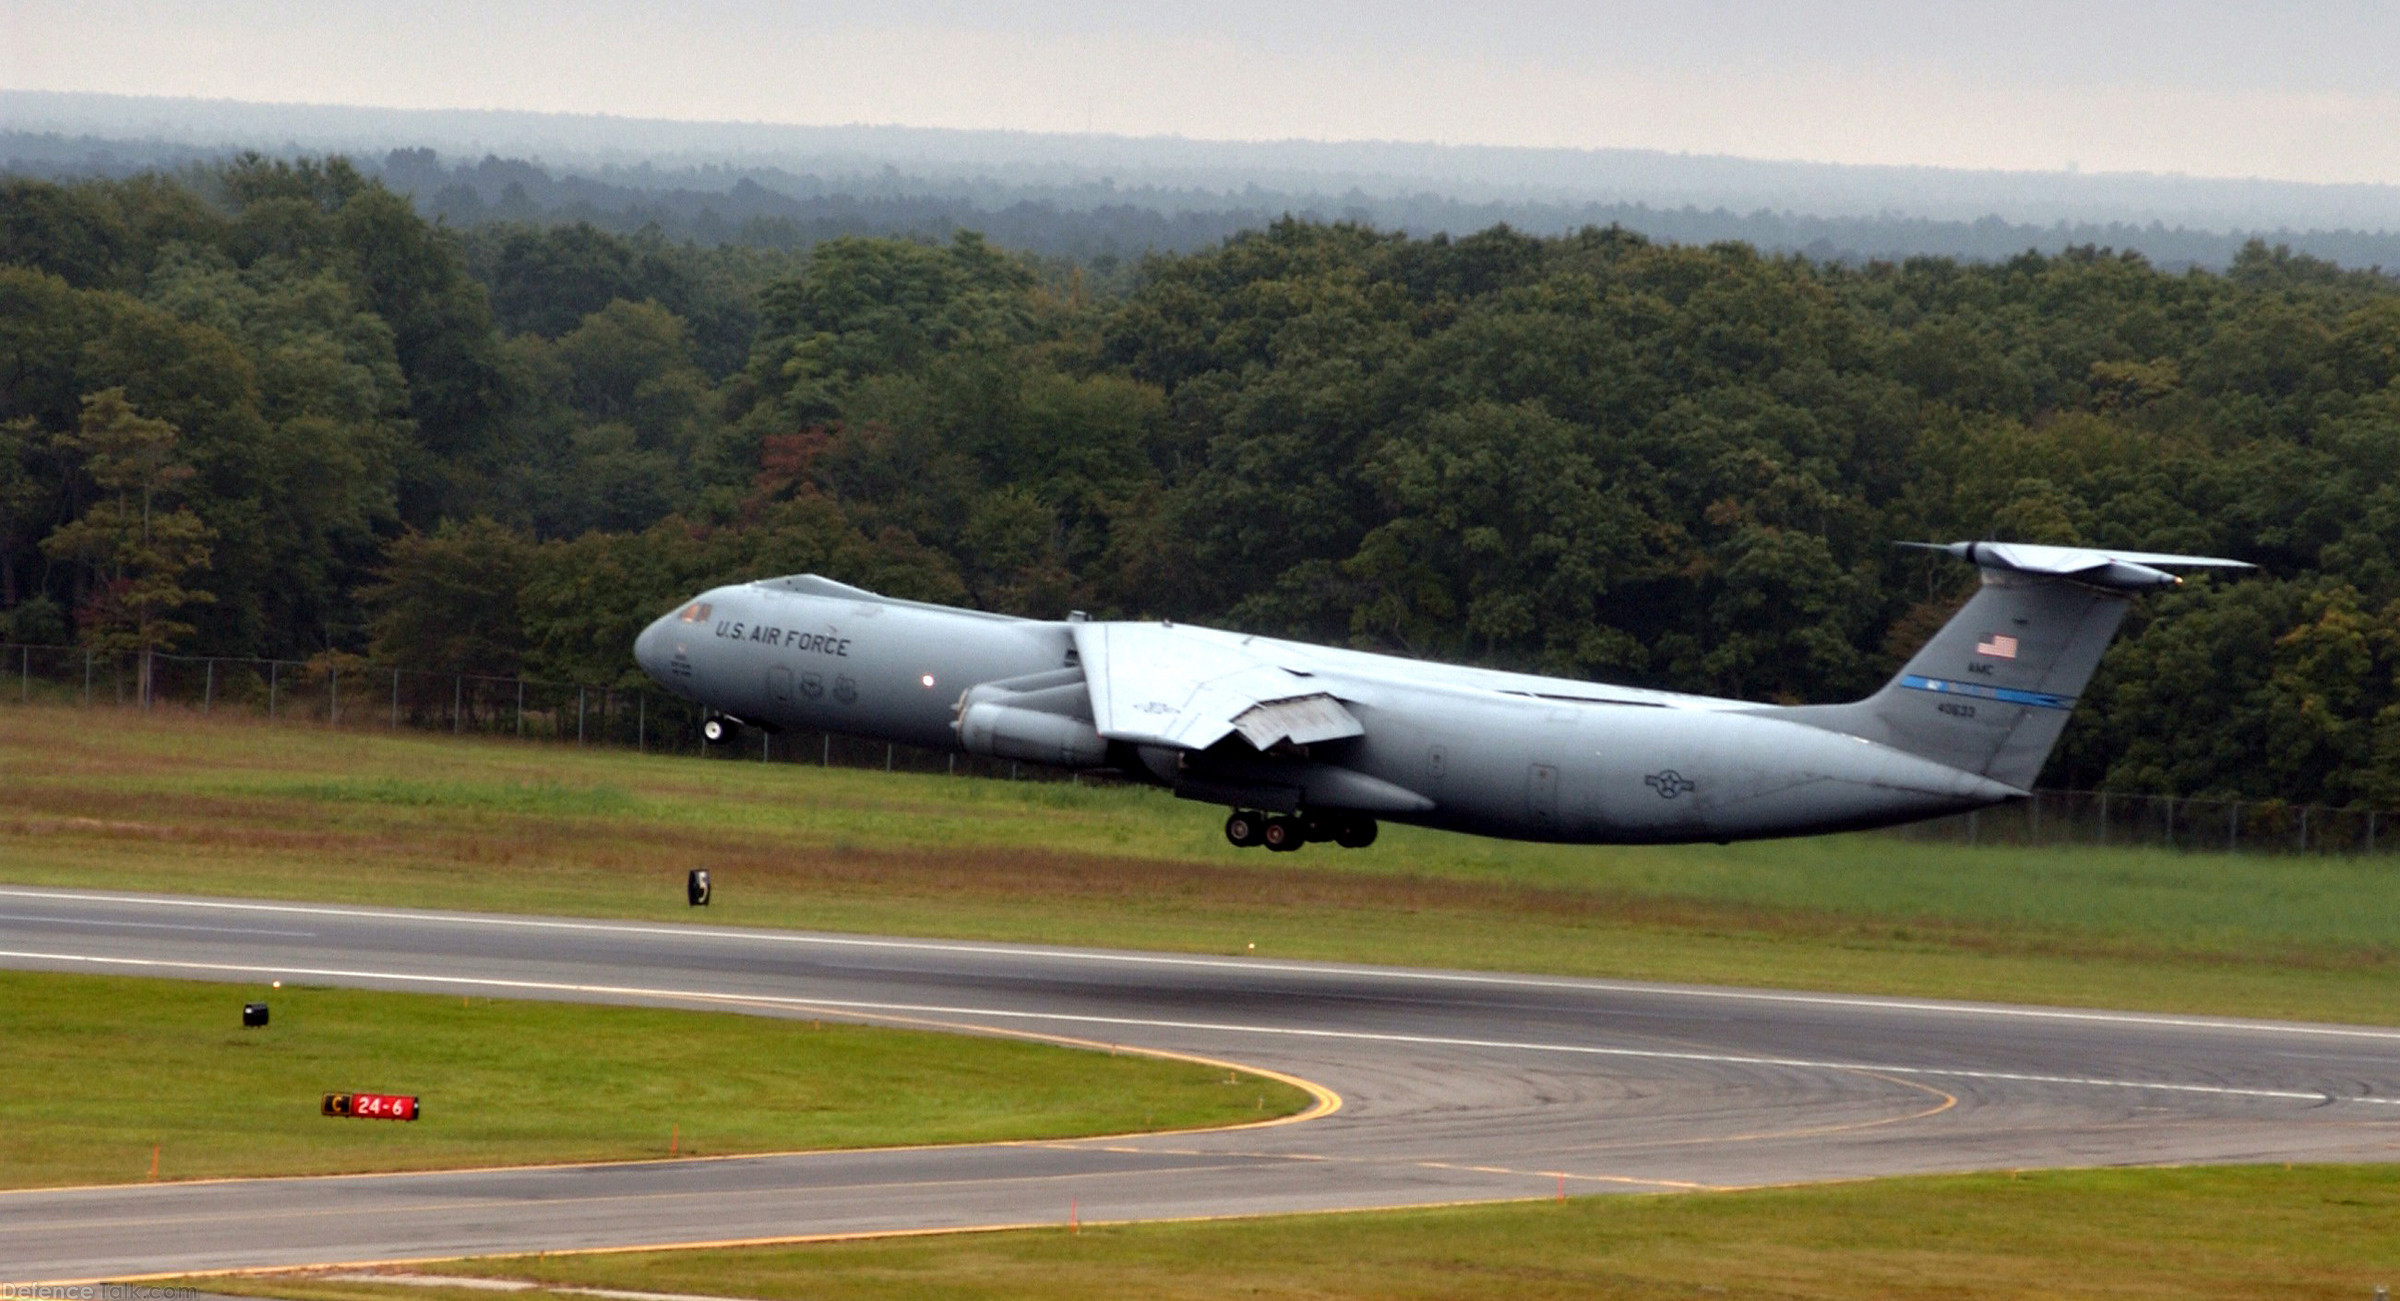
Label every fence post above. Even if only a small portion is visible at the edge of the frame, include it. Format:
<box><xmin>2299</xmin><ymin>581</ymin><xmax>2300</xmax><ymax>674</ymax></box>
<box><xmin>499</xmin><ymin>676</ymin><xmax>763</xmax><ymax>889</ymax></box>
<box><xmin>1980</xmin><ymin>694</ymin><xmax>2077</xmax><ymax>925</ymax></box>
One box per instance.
<box><xmin>822</xmin><ymin>733</ymin><xmax>829</xmax><ymax>767</ymax></box>
<box><xmin>2228</xmin><ymin>801</ymin><xmax>2239</xmax><ymax>852</ymax></box>
<box><xmin>453</xmin><ymin>675</ymin><xmax>462</xmax><ymax>734</ymax></box>
<box><xmin>329</xmin><ymin>665</ymin><xmax>338</xmax><ymax>728</ymax></box>
<box><xmin>391</xmin><ymin>669</ymin><xmax>399</xmax><ymax>729</ymax></box>
<box><xmin>269</xmin><ymin>660</ymin><xmax>278</xmax><ymax>720</ymax></box>
<box><xmin>516</xmin><ymin>679</ymin><xmax>524</xmax><ymax>738</ymax></box>
<box><xmin>203</xmin><ymin>659</ymin><xmax>214</xmax><ymax>713</ymax></box>
<box><xmin>2164</xmin><ymin>795</ymin><xmax>2174</xmax><ymax>851</ymax></box>
<box><xmin>762</xmin><ymin>730</ymin><xmax>770</xmax><ymax>763</ymax></box>
<box><xmin>885</xmin><ymin>742</ymin><xmax>893</xmax><ymax>772</ymax></box>
<box><xmin>2369</xmin><ymin>810</ymin><xmax>2378</xmax><ymax>855</ymax></box>
<box><xmin>2298</xmin><ymin>805</ymin><xmax>2309</xmax><ymax>853</ymax></box>
<box><xmin>2096</xmin><ymin>790</ymin><xmax>2107</xmax><ymax>847</ymax></box>
<box><xmin>577</xmin><ymin>687</ymin><xmax>586</xmax><ymax>745</ymax></box>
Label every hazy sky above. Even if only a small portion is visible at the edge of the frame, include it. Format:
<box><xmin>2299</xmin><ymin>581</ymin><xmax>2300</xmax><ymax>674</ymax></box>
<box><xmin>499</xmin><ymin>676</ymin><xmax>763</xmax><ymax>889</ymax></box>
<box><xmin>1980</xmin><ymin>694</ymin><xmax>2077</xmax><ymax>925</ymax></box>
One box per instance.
<box><xmin>9</xmin><ymin>1</ymin><xmax>2400</xmax><ymax>184</ymax></box>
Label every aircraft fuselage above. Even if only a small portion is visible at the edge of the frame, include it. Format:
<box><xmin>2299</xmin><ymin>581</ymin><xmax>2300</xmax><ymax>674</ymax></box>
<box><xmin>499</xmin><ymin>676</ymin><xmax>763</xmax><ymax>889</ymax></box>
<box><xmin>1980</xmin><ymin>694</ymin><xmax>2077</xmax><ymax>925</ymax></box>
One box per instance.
<box><xmin>636</xmin><ymin>581</ymin><xmax>2013</xmax><ymax>846</ymax></box>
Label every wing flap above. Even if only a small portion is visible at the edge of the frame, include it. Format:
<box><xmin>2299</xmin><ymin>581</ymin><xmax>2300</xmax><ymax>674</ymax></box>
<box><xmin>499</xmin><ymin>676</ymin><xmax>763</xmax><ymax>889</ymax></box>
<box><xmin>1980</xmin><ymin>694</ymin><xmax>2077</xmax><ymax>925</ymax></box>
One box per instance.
<box><xmin>1231</xmin><ymin>694</ymin><xmax>1362</xmax><ymax>748</ymax></box>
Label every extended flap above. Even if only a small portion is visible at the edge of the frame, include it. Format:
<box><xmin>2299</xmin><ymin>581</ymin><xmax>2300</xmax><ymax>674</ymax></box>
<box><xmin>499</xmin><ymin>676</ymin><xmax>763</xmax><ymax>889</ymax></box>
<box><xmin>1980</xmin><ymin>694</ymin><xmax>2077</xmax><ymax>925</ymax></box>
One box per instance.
<box><xmin>1232</xmin><ymin>695</ymin><xmax>1360</xmax><ymax>748</ymax></box>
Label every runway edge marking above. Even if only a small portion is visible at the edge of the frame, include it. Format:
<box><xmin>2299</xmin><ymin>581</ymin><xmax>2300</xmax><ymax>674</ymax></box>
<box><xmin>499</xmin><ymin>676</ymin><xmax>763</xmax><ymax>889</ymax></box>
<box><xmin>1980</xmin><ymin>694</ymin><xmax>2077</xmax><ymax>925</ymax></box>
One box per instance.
<box><xmin>2</xmin><ymin>949</ymin><xmax>2392</xmax><ymax>1119</ymax></box>
<box><xmin>21</xmin><ymin>1191</ymin><xmax>1637</xmax><ymax>1288</ymax></box>
<box><xmin>7</xmin><ymin>885</ymin><xmax>2398</xmax><ymax>1042</ymax></box>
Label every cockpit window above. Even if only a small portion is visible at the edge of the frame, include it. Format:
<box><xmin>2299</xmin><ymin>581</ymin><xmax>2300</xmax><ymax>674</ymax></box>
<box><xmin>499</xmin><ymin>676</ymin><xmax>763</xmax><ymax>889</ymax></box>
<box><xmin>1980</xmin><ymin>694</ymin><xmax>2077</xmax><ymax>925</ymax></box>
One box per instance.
<box><xmin>679</xmin><ymin>602</ymin><xmax>712</xmax><ymax>623</ymax></box>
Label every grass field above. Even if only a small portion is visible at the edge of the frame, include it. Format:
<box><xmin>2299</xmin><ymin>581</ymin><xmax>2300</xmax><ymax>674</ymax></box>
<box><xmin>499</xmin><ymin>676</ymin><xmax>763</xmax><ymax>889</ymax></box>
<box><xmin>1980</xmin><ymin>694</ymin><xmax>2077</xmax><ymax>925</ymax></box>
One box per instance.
<box><xmin>205</xmin><ymin>1164</ymin><xmax>2400</xmax><ymax>1300</ymax></box>
<box><xmin>0</xmin><ymin>968</ymin><xmax>1308</xmax><ymax>1189</ymax></box>
<box><xmin>3</xmin><ymin>703</ymin><xmax>2397</xmax><ymax>1023</ymax></box>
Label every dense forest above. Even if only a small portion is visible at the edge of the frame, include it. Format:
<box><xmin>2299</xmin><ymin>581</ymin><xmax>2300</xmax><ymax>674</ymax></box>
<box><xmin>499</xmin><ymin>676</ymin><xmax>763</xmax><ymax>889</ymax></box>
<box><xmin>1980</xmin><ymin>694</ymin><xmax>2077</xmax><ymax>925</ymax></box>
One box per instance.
<box><xmin>7</xmin><ymin>155</ymin><xmax>2400</xmax><ymax>805</ymax></box>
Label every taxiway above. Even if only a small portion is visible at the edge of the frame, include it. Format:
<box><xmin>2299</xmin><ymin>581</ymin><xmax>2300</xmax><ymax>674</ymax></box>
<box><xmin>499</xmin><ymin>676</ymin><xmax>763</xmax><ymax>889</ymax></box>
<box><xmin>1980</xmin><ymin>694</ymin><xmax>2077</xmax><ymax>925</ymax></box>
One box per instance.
<box><xmin>2</xmin><ymin>886</ymin><xmax>2395</xmax><ymax>1281</ymax></box>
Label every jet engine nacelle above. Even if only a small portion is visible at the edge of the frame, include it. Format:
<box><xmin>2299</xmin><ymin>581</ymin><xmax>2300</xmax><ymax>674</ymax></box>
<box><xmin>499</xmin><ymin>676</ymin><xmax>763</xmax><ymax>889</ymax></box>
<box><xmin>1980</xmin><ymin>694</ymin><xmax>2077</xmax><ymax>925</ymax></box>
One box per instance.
<box><xmin>956</xmin><ymin>699</ymin><xmax>1109</xmax><ymax>768</ymax></box>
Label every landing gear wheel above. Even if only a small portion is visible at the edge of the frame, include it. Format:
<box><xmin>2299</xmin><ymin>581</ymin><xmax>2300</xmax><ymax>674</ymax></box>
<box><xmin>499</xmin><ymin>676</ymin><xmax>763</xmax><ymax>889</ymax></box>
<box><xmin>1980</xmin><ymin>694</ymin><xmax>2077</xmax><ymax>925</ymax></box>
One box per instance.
<box><xmin>1299</xmin><ymin>810</ymin><xmax>1336</xmax><ymax>843</ymax></box>
<box><xmin>1224</xmin><ymin>809</ymin><xmax>1267</xmax><ymax>848</ymax></box>
<box><xmin>1333</xmin><ymin>817</ymin><xmax>1379</xmax><ymax>848</ymax></box>
<box><xmin>1261</xmin><ymin>816</ymin><xmax>1303</xmax><ymax>852</ymax></box>
<box><xmin>701</xmin><ymin>715</ymin><xmax>739</xmax><ymax>746</ymax></box>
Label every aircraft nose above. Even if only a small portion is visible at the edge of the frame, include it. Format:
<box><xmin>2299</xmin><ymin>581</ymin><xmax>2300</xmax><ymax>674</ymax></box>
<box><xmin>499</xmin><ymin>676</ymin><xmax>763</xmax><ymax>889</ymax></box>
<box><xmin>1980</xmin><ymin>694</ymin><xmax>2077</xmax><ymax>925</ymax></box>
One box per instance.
<box><xmin>633</xmin><ymin>614</ymin><xmax>676</xmax><ymax>683</ymax></box>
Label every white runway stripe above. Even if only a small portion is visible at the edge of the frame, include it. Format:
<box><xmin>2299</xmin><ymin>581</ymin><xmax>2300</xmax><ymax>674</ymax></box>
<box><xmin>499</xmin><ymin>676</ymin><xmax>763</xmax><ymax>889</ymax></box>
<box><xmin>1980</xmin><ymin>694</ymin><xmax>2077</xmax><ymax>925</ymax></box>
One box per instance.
<box><xmin>0</xmin><ymin>912</ymin><xmax>314</xmax><ymax>937</ymax></box>
<box><xmin>3</xmin><ymin>887</ymin><xmax>2396</xmax><ymax>1042</ymax></box>
<box><xmin>4</xmin><ymin>947</ymin><xmax>2392</xmax><ymax>1111</ymax></box>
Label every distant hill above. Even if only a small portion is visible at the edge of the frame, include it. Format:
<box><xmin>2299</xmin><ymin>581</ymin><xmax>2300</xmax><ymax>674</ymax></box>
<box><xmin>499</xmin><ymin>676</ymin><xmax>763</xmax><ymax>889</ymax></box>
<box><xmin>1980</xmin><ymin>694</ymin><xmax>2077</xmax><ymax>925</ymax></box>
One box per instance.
<box><xmin>8</xmin><ymin>90</ymin><xmax>2400</xmax><ymax>271</ymax></box>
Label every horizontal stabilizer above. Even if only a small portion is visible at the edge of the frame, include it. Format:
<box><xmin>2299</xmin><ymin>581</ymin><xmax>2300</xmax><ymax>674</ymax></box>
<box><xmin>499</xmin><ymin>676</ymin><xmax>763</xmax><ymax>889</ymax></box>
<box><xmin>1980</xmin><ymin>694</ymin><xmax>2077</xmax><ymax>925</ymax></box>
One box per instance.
<box><xmin>1902</xmin><ymin>541</ymin><xmax>2252</xmax><ymax>590</ymax></box>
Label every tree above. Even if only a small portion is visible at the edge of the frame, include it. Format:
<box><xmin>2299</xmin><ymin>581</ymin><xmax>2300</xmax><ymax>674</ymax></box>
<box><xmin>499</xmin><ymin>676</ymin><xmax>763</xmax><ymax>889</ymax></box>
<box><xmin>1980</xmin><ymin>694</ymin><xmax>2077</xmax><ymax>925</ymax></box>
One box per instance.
<box><xmin>553</xmin><ymin>298</ymin><xmax>712</xmax><ymax>451</ymax></box>
<box><xmin>0</xmin><ymin>417</ymin><xmax>48</xmax><ymax>611</ymax></box>
<box><xmin>1345</xmin><ymin>400</ymin><xmax>1663</xmax><ymax>675</ymax></box>
<box><xmin>361</xmin><ymin>518</ymin><xmax>531</xmax><ymax>677</ymax></box>
<box><xmin>0</xmin><ymin>178</ymin><xmax>129</xmax><ymax>290</ymax></box>
<box><xmin>39</xmin><ymin>390</ymin><xmax>215</xmax><ymax>703</ymax></box>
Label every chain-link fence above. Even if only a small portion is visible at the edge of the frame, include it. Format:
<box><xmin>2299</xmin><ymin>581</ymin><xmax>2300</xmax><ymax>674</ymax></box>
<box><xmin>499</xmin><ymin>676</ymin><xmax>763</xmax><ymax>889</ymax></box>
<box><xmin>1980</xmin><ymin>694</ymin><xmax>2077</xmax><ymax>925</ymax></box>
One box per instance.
<box><xmin>7</xmin><ymin>641</ymin><xmax>2394</xmax><ymax>854</ymax></box>
<box><xmin>0</xmin><ymin>642</ymin><xmax>1064</xmax><ymax>782</ymax></box>
<box><xmin>1890</xmin><ymin>787</ymin><xmax>2397</xmax><ymax>856</ymax></box>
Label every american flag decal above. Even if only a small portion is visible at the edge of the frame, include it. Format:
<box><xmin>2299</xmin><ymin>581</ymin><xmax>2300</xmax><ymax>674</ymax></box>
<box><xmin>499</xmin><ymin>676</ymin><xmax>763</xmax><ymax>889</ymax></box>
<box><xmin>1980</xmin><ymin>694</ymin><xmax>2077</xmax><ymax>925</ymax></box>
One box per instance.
<box><xmin>1975</xmin><ymin>633</ymin><xmax>2020</xmax><ymax>660</ymax></box>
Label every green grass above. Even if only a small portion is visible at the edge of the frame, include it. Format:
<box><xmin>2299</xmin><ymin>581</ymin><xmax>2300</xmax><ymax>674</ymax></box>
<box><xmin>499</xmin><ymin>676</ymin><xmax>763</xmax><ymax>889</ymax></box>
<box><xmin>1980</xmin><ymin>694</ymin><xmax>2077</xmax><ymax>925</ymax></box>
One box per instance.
<box><xmin>204</xmin><ymin>1164</ymin><xmax>2400</xmax><ymax>1300</ymax></box>
<box><xmin>3</xmin><ymin>703</ymin><xmax>2397</xmax><ymax>1024</ymax></box>
<box><xmin>0</xmin><ymin>968</ymin><xmax>1308</xmax><ymax>1189</ymax></box>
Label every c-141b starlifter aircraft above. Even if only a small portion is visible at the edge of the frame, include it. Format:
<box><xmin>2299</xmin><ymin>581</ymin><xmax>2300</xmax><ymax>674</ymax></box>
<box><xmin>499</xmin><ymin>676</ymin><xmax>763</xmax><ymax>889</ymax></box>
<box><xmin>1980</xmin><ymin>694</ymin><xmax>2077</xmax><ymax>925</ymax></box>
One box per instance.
<box><xmin>632</xmin><ymin>541</ymin><xmax>2248</xmax><ymax>852</ymax></box>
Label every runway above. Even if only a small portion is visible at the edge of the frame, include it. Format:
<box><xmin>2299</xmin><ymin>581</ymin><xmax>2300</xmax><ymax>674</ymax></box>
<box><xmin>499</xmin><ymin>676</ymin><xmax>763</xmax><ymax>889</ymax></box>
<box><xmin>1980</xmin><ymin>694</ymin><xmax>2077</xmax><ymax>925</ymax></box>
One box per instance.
<box><xmin>3</xmin><ymin>885</ymin><xmax>2398</xmax><ymax>1282</ymax></box>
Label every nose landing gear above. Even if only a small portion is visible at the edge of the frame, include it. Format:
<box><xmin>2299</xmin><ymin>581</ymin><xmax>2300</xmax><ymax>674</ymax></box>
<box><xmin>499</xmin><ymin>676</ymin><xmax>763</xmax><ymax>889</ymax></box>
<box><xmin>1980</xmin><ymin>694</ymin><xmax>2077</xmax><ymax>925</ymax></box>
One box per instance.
<box><xmin>1223</xmin><ymin>808</ymin><xmax>1377</xmax><ymax>850</ymax></box>
<box><xmin>701</xmin><ymin>714</ymin><xmax>741</xmax><ymax>746</ymax></box>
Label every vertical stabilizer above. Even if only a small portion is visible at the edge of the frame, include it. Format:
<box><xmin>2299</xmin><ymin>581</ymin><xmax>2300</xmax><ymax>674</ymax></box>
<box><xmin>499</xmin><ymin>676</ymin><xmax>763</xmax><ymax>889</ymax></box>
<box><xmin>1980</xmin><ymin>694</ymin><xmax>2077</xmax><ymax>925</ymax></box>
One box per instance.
<box><xmin>1785</xmin><ymin>542</ymin><xmax>2250</xmax><ymax>790</ymax></box>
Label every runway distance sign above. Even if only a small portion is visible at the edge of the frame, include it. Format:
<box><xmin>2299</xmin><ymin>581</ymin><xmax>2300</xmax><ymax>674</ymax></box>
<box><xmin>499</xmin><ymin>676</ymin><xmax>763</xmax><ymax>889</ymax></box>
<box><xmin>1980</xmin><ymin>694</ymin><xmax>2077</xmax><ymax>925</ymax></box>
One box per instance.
<box><xmin>322</xmin><ymin>1091</ymin><xmax>420</xmax><ymax>1120</ymax></box>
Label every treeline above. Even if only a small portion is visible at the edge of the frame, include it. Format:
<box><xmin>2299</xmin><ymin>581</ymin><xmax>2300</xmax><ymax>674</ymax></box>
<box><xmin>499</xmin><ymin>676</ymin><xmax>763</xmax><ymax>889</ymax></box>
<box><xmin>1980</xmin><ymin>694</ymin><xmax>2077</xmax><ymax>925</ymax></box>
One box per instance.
<box><xmin>20</xmin><ymin>136</ymin><xmax>2400</xmax><ymax>272</ymax></box>
<box><xmin>351</xmin><ymin>149</ymin><xmax>2400</xmax><ymax>272</ymax></box>
<box><xmin>7</xmin><ymin>158</ymin><xmax>2400</xmax><ymax>806</ymax></box>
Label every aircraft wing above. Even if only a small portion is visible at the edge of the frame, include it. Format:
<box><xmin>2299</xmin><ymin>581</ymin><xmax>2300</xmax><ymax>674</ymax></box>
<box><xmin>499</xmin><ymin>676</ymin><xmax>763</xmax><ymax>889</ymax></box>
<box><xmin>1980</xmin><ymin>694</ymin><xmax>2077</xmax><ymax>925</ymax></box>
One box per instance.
<box><xmin>1071</xmin><ymin>621</ymin><xmax>1365</xmax><ymax>751</ymax></box>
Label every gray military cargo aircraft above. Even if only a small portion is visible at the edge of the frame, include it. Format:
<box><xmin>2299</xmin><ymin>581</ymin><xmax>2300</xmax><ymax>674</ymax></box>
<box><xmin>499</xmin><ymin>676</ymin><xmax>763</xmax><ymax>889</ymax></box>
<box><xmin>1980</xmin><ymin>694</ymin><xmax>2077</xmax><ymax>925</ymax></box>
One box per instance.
<box><xmin>632</xmin><ymin>541</ymin><xmax>2248</xmax><ymax>851</ymax></box>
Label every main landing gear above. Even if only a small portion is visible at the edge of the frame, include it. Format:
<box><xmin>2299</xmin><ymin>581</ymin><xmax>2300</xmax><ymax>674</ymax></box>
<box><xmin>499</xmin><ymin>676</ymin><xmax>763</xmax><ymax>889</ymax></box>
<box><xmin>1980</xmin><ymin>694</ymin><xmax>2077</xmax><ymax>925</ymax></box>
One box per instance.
<box><xmin>1224</xmin><ymin>808</ymin><xmax>1377</xmax><ymax>851</ymax></box>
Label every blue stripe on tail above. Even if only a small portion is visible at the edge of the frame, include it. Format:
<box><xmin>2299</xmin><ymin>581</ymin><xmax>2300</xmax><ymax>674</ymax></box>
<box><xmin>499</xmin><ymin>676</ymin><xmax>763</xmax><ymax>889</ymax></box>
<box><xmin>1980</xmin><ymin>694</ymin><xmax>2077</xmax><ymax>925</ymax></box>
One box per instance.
<box><xmin>1899</xmin><ymin>674</ymin><xmax>2075</xmax><ymax>711</ymax></box>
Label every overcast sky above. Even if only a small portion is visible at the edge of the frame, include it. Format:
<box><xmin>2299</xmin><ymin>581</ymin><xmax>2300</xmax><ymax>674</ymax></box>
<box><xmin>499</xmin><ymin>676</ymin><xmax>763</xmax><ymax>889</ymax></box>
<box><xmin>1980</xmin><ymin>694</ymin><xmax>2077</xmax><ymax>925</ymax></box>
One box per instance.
<box><xmin>9</xmin><ymin>0</ymin><xmax>2400</xmax><ymax>184</ymax></box>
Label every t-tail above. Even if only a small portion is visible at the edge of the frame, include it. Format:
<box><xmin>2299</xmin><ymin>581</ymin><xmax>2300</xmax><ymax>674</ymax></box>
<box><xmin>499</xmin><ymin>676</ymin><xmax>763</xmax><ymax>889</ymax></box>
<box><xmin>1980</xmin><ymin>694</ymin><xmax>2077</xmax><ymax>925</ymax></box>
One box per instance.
<box><xmin>1786</xmin><ymin>542</ymin><xmax>2252</xmax><ymax>792</ymax></box>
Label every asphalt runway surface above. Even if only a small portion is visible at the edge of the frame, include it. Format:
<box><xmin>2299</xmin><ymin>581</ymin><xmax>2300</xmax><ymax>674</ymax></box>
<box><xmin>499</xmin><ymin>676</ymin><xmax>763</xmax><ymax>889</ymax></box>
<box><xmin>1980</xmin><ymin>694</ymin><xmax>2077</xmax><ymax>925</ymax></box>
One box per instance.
<box><xmin>3</xmin><ymin>885</ymin><xmax>2398</xmax><ymax>1282</ymax></box>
